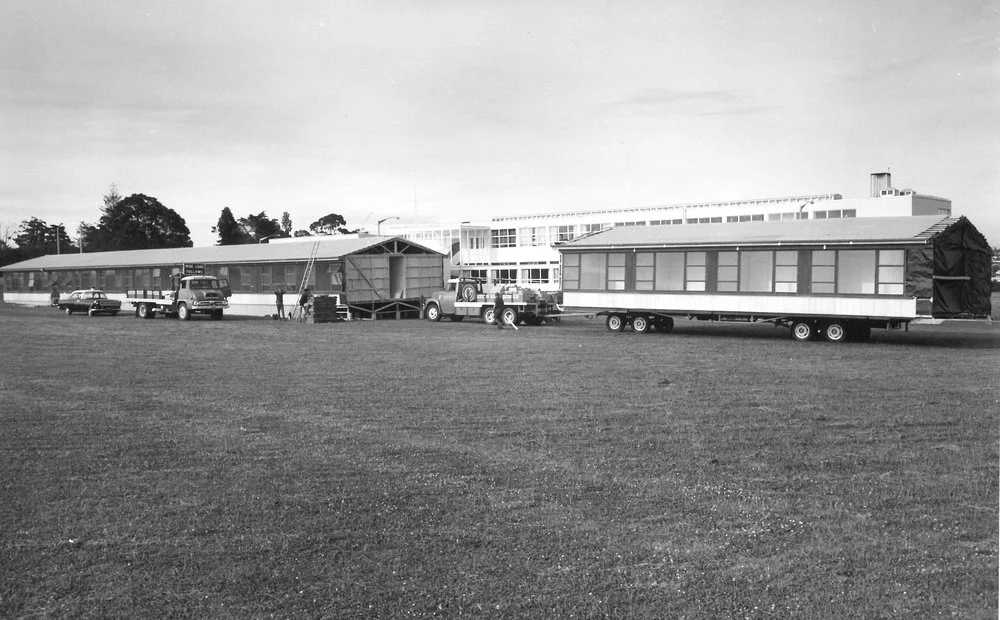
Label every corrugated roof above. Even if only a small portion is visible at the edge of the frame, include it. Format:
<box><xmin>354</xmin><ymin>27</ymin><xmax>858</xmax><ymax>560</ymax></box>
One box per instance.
<box><xmin>1</xmin><ymin>236</ymin><xmax>442</xmax><ymax>272</ymax></box>
<box><xmin>560</xmin><ymin>215</ymin><xmax>957</xmax><ymax>250</ymax></box>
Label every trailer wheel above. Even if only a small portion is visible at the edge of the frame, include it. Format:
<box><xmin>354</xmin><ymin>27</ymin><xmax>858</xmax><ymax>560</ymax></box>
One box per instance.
<box><xmin>606</xmin><ymin>314</ymin><xmax>626</xmax><ymax>332</ymax></box>
<box><xmin>425</xmin><ymin>303</ymin><xmax>441</xmax><ymax>322</ymax></box>
<box><xmin>790</xmin><ymin>321</ymin><xmax>814</xmax><ymax>342</ymax></box>
<box><xmin>137</xmin><ymin>303</ymin><xmax>151</xmax><ymax>319</ymax></box>
<box><xmin>501</xmin><ymin>307</ymin><xmax>519</xmax><ymax>327</ymax></box>
<box><xmin>178</xmin><ymin>303</ymin><xmax>191</xmax><ymax>321</ymax></box>
<box><xmin>824</xmin><ymin>322</ymin><xmax>848</xmax><ymax>343</ymax></box>
<box><xmin>631</xmin><ymin>315</ymin><xmax>650</xmax><ymax>333</ymax></box>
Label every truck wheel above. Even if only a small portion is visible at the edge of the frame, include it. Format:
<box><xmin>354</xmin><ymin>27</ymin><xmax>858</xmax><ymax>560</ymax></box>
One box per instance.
<box><xmin>178</xmin><ymin>303</ymin><xmax>191</xmax><ymax>321</ymax></box>
<box><xmin>790</xmin><ymin>321</ymin><xmax>814</xmax><ymax>342</ymax></box>
<box><xmin>501</xmin><ymin>307</ymin><xmax>519</xmax><ymax>327</ymax></box>
<box><xmin>632</xmin><ymin>315</ymin><xmax>650</xmax><ymax>333</ymax></box>
<box><xmin>823</xmin><ymin>321</ymin><xmax>848</xmax><ymax>343</ymax></box>
<box><xmin>425</xmin><ymin>303</ymin><xmax>441</xmax><ymax>322</ymax></box>
<box><xmin>606</xmin><ymin>314</ymin><xmax>625</xmax><ymax>332</ymax></box>
<box><xmin>64</xmin><ymin>307</ymin><xmax>72</xmax><ymax>315</ymax></box>
<box><xmin>461</xmin><ymin>284</ymin><xmax>477</xmax><ymax>302</ymax></box>
<box><xmin>449</xmin><ymin>315</ymin><xmax>464</xmax><ymax>322</ymax></box>
<box><xmin>138</xmin><ymin>303</ymin><xmax>150</xmax><ymax>319</ymax></box>
<box><xmin>482</xmin><ymin>308</ymin><xmax>496</xmax><ymax>324</ymax></box>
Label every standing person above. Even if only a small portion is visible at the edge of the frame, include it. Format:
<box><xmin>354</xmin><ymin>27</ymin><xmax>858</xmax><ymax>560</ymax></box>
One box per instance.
<box><xmin>274</xmin><ymin>288</ymin><xmax>285</xmax><ymax>319</ymax></box>
<box><xmin>49</xmin><ymin>283</ymin><xmax>60</xmax><ymax>307</ymax></box>
<box><xmin>493</xmin><ymin>290</ymin><xmax>506</xmax><ymax>330</ymax></box>
<box><xmin>298</xmin><ymin>288</ymin><xmax>311</xmax><ymax>322</ymax></box>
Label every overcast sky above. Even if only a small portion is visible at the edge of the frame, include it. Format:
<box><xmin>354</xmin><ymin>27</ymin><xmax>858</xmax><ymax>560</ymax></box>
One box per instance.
<box><xmin>2</xmin><ymin>0</ymin><xmax>998</xmax><ymax>247</ymax></box>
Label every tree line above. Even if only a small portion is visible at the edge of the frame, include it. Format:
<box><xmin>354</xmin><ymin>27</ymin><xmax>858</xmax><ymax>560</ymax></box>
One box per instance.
<box><xmin>0</xmin><ymin>185</ymin><xmax>355</xmax><ymax>266</ymax></box>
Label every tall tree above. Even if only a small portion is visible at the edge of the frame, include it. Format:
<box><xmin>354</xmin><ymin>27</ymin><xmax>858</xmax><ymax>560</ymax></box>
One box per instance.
<box><xmin>93</xmin><ymin>194</ymin><xmax>193</xmax><ymax>250</ymax></box>
<box><xmin>213</xmin><ymin>207</ymin><xmax>249</xmax><ymax>245</ymax></box>
<box><xmin>309</xmin><ymin>213</ymin><xmax>353</xmax><ymax>235</ymax></box>
<box><xmin>238</xmin><ymin>212</ymin><xmax>282</xmax><ymax>242</ymax></box>
<box><xmin>280</xmin><ymin>211</ymin><xmax>293</xmax><ymax>236</ymax></box>
<box><xmin>12</xmin><ymin>217</ymin><xmax>75</xmax><ymax>257</ymax></box>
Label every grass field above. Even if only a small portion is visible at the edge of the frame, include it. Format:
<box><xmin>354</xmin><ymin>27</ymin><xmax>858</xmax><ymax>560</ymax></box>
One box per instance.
<box><xmin>1</xmin><ymin>302</ymin><xmax>997</xmax><ymax>618</ymax></box>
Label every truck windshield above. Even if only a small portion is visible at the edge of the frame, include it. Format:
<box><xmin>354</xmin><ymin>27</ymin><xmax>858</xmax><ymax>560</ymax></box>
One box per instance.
<box><xmin>189</xmin><ymin>279</ymin><xmax>218</xmax><ymax>290</ymax></box>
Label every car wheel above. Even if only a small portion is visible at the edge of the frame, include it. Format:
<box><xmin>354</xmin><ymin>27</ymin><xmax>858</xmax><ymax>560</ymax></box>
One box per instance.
<box><xmin>64</xmin><ymin>308</ymin><xmax>72</xmax><ymax>315</ymax></box>
<box><xmin>178</xmin><ymin>303</ymin><xmax>190</xmax><ymax>321</ymax></box>
<box><xmin>88</xmin><ymin>308</ymin><xmax>95</xmax><ymax>317</ymax></box>
<box><xmin>111</xmin><ymin>311</ymin><xmax>119</xmax><ymax>317</ymax></box>
<box><xmin>425</xmin><ymin>303</ymin><xmax>441</xmax><ymax>322</ymax></box>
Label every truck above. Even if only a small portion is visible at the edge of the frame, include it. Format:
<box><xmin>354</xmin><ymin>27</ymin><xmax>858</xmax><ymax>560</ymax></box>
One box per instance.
<box><xmin>423</xmin><ymin>277</ymin><xmax>561</xmax><ymax>326</ymax></box>
<box><xmin>127</xmin><ymin>264</ymin><xmax>231</xmax><ymax>321</ymax></box>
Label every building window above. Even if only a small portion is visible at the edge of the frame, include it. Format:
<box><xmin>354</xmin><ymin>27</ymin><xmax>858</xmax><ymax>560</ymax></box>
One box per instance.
<box><xmin>750</xmin><ymin>214</ymin><xmax>764</xmax><ymax>222</ymax></box>
<box><xmin>739</xmin><ymin>251</ymin><xmax>773</xmax><ymax>292</ymax></box>
<box><xmin>562</xmin><ymin>254</ymin><xmax>580</xmax><ymax>289</ymax></box>
<box><xmin>686</xmin><ymin>252</ymin><xmax>706</xmax><ymax>291</ymax></box>
<box><xmin>635</xmin><ymin>253</ymin><xmax>655</xmax><ymax>290</ymax></box>
<box><xmin>491</xmin><ymin>229</ymin><xmax>516</xmax><ymax>248</ymax></box>
<box><xmin>582</xmin><ymin>223</ymin><xmax>610</xmax><ymax>235</ymax></box>
<box><xmin>522</xmin><ymin>268</ymin><xmax>549</xmax><ymax>284</ymax></box>
<box><xmin>717</xmin><ymin>252</ymin><xmax>738</xmax><ymax>292</ymax></box>
<box><xmin>837</xmin><ymin>250</ymin><xmax>876</xmax><ymax>294</ymax></box>
<box><xmin>518</xmin><ymin>227</ymin><xmax>548</xmax><ymax>246</ymax></box>
<box><xmin>492</xmin><ymin>268</ymin><xmax>517</xmax><ymax>284</ymax></box>
<box><xmin>774</xmin><ymin>251</ymin><xmax>798</xmax><ymax>293</ymax></box>
<box><xmin>814</xmin><ymin>211</ymin><xmax>828</xmax><ymax>219</ymax></box>
<box><xmin>727</xmin><ymin>216</ymin><xmax>739</xmax><ymax>223</ymax></box>
<box><xmin>842</xmin><ymin>209</ymin><xmax>857</xmax><ymax>218</ymax></box>
<box><xmin>877</xmin><ymin>249</ymin><xmax>905</xmax><ymax>295</ymax></box>
<box><xmin>580</xmin><ymin>253</ymin><xmax>607</xmax><ymax>289</ymax></box>
<box><xmin>811</xmin><ymin>251</ymin><xmax>836</xmax><ymax>293</ymax></box>
<box><xmin>552</xmin><ymin>225</ymin><xmax>577</xmax><ymax>243</ymax></box>
<box><xmin>607</xmin><ymin>253</ymin><xmax>626</xmax><ymax>290</ymax></box>
<box><xmin>654</xmin><ymin>253</ymin><xmax>685</xmax><ymax>290</ymax></box>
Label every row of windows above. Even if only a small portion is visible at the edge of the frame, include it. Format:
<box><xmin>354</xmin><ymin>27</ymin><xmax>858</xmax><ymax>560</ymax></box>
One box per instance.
<box><xmin>562</xmin><ymin>249</ymin><xmax>906</xmax><ymax>295</ymax></box>
<box><xmin>2</xmin><ymin>263</ymin><xmax>331</xmax><ymax>294</ymax></box>
<box><xmin>487</xmin><ymin>212</ymin><xmax>858</xmax><ymax>248</ymax></box>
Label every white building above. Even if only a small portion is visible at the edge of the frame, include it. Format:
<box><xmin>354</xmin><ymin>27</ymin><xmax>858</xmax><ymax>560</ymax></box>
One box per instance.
<box><xmin>384</xmin><ymin>172</ymin><xmax>952</xmax><ymax>291</ymax></box>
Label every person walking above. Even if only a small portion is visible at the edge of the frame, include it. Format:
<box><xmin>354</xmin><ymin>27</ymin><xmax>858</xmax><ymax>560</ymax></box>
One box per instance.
<box><xmin>298</xmin><ymin>288</ymin><xmax>312</xmax><ymax>322</ymax></box>
<box><xmin>274</xmin><ymin>288</ymin><xmax>285</xmax><ymax>319</ymax></box>
<box><xmin>50</xmin><ymin>284</ymin><xmax>60</xmax><ymax>307</ymax></box>
<box><xmin>493</xmin><ymin>290</ymin><xmax>506</xmax><ymax>330</ymax></box>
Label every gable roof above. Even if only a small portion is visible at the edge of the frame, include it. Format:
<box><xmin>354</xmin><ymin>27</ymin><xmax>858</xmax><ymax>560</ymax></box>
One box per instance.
<box><xmin>1</xmin><ymin>236</ymin><xmax>442</xmax><ymax>272</ymax></box>
<box><xmin>559</xmin><ymin>215</ymin><xmax>959</xmax><ymax>250</ymax></box>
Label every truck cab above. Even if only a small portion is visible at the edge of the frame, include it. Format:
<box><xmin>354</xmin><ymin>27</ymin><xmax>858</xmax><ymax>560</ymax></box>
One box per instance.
<box><xmin>171</xmin><ymin>274</ymin><xmax>231</xmax><ymax>320</ymax></box>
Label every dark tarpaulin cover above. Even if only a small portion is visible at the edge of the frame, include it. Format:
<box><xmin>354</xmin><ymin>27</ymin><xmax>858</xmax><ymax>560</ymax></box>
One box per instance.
<box><xmin>932</xmin><ymin>217</ymin><xmax>993</xmax><ymax>318</ymax></box>
<box><xmin>905</xmin><ymin>246</ymin><xmax>934</xmax><ymax>315</ymax></box>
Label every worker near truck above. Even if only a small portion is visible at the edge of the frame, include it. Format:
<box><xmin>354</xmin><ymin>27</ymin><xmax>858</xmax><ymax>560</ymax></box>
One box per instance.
<box><xmin>493</xmin><ymin>290</ymin><xmax>506</xmax><ymax>330</ymax></box>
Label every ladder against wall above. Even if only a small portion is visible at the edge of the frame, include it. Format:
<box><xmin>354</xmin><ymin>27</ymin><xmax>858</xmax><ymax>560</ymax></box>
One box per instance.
<box><xmin>290</xmin><ymin>240</ymin><xmax>320</xmax><ymax>321</ymax></box>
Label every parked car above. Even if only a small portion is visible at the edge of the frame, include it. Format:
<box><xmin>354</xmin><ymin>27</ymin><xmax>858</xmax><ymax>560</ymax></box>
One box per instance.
<box><xmin>58</xmin><ymin>289</ymin><xmax>122</xmax><ymax>317</ymax></box>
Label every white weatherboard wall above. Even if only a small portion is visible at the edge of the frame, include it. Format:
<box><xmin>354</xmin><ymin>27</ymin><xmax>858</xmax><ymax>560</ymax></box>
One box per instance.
<box><xmin>564</xmin><ymin>291</ymin><xmax>919</xmax><ymax>319</ymax></box>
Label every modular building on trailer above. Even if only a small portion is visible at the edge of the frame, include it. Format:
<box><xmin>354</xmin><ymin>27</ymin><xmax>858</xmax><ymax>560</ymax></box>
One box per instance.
<box><xmin>557</xmin><ymin>215</ymin><xmax>992</xmax><ymax>342</ymax></box>
<box><xmin>0</xmin><ymin>236</ymin><xmax>445</xmax><ymax>319</ymax></box>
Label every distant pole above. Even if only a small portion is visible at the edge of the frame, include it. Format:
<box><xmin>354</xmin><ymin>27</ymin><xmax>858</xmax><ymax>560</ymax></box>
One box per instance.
<box><xmin>54</xmin><ymin>224</ymin><xmax>61</xmax><ymax>255</ymax></box>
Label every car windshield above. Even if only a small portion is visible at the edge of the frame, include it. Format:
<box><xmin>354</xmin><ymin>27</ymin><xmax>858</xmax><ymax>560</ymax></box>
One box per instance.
<box><xmin>188</xmin><ymin>279</ymin><xmax>218</xmax><ymax>290</ymax></box>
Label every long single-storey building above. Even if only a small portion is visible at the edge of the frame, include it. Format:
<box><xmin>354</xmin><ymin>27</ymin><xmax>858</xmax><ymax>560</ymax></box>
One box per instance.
<box><xmin>0</xmin><ymin>235</ymin><xmax>445</xmax><ymax>319</ymax></box>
